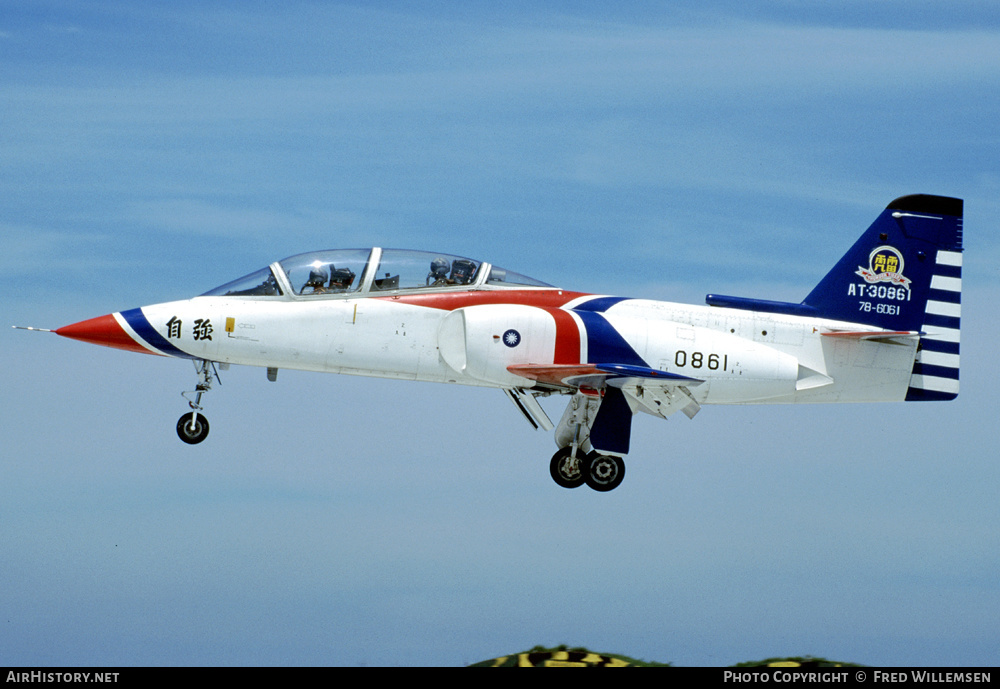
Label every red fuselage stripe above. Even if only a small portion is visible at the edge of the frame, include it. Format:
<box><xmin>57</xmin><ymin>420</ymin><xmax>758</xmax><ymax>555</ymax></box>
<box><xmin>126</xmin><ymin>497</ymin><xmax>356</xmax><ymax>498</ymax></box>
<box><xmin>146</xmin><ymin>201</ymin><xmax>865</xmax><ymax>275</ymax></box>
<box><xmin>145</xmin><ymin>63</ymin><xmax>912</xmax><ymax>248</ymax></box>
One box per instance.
<box><xmin>544</xmin><ymin>308</ymin><xmax>582</xmax><ymax>364</ymax></box>
<box><xmin>377</xmin><ymin>289</ymin><xmax>589</xmax><ymax>365</ymax></box>
<box><xmin>377</xmin><ymin>289</ymin><xmax>590</xmax><ymax>311</ymax></box>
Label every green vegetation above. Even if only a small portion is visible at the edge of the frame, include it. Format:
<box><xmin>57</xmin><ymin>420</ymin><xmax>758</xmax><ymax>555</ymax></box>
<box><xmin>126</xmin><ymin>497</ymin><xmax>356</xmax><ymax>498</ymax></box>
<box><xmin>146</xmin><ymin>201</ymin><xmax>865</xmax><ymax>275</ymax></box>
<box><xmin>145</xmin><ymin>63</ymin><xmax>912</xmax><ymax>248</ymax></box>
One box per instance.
<box><xmin>469</xmin><ymin>645</ymin><xmax>670</xmax><ymax>667</ymax></box>
<box><xmin>470</xmin><ymin>645</ymin><xmax>864</xmax><ymax>667</ymax></box>
<box><xmin>732</xmin><ymin>656</ymin><xmax>864</xmax><ymax>667</ymax></box>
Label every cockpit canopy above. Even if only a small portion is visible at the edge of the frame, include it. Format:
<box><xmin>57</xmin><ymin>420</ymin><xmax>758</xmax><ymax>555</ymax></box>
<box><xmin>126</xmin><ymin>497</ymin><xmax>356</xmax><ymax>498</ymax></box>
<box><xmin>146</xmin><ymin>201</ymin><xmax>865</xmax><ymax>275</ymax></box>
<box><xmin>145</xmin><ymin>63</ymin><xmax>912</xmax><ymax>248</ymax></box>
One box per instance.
<box><xmin>201</xmin><ymin>248</ymin><xmax>553</xmax><ymax>298</ymax></box>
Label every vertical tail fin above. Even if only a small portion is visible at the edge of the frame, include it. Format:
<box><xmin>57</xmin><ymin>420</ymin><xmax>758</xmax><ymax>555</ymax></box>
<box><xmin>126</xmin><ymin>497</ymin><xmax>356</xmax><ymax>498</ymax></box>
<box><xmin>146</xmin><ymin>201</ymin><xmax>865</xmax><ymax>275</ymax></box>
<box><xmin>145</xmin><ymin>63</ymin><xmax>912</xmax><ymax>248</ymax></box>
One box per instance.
<box><xmin>803</xmin><ymin>194</ymin><xmax>962</xmax><ymax>400</ymax></box>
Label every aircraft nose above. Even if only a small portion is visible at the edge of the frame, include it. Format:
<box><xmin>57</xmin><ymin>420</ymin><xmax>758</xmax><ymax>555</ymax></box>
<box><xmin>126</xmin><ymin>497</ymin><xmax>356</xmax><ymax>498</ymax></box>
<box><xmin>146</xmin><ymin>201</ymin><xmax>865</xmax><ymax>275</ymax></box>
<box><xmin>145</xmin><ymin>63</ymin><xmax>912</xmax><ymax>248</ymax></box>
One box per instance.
<box><xmin>56</xmin><ymin>313</ymin><xmax>153</xmax><ymax>355</ymax></box>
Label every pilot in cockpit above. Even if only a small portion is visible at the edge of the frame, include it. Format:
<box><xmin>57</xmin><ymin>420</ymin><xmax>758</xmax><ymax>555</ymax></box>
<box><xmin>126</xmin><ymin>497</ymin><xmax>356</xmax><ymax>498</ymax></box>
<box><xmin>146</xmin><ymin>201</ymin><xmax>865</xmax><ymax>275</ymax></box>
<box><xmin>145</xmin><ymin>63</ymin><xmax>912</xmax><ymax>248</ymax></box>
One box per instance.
<box><xmin>428</xmin><ymin>258</ymin><xmax>451</xmax><ymax>286</ymax></box>
<box><xmin>450</xmin><ymin>259</ymin><xmax>476</xmax><ymax>285</ymax></box>
<box><xmin>302</xmin><ymin>266</ymin><xmax>330</xmax><ymax>294</ymax></box>
<box><xmin>329</xmin><ymin>267</ymin><xmax>355</xmax><ymax>292</ymax></box>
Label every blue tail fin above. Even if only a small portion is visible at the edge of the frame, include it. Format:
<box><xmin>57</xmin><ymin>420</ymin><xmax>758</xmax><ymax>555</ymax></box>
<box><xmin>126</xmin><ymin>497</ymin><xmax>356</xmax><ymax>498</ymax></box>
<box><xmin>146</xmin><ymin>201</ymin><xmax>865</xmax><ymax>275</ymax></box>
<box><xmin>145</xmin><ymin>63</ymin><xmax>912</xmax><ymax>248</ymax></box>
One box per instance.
<box><xmin>803</xmin><ymin>194</ymin><xmax>962</xmax><ymax>332</ymax></box>
<box><xmin>802</xmin><ymin>194</ymin><xmax>962</xmax><ymax>401</ymax></box>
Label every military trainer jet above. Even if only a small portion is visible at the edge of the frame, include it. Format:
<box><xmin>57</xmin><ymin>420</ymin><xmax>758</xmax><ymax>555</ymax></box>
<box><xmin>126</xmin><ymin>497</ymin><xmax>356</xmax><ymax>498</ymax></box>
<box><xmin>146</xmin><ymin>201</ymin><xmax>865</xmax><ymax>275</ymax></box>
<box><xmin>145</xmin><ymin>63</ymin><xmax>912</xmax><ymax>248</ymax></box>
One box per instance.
<box><xmin>22</xmin><ymin>194</ymin><xmax>962</xmax><ymax>491</ymax></box>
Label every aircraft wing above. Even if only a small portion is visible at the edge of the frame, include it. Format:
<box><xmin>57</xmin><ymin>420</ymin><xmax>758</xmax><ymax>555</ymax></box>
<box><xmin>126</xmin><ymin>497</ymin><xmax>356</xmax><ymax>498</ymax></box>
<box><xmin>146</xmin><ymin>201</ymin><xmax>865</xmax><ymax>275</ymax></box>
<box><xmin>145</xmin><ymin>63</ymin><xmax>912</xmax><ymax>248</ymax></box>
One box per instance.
<box><xmin>507</xmin><ymin>363</ymin><xmax>607</xmax><ymax>389</ymax></box>
<box><xmin>508</xmin><ymin>362</ymin><xmax>701</xmax><ymax>389</ymax></box>
<box><xmin>507</xmin><ymin>363</ymin><xmax>704</xmax><ymax>420</ymax></box>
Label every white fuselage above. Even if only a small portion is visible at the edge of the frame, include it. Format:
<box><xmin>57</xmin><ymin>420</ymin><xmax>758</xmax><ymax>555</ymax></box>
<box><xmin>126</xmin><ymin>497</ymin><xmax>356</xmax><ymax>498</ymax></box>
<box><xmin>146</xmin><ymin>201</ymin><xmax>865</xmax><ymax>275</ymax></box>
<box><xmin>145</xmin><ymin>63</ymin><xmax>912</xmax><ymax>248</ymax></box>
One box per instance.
<box><xmin>129</xmin><ymin>288</ymin><xmax>918</xmax><ymax>409</ymax></box>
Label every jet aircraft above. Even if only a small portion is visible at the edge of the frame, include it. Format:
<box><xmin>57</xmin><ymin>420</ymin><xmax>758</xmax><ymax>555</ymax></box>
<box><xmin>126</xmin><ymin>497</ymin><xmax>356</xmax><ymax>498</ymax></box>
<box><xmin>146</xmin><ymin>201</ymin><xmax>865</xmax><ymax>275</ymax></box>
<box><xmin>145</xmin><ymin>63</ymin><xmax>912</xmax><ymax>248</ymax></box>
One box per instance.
<box><xmin>22</xmin><ymin>194</ymin><xmax>962</xmax><ymax>491</ymax></box>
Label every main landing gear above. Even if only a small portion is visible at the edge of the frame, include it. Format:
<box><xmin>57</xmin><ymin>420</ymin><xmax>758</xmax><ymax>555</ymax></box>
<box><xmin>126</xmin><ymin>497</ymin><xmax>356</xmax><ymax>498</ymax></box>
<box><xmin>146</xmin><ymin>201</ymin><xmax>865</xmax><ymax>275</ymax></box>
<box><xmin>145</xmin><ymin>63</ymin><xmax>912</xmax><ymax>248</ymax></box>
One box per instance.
<box><xmin>550</xmin><ymin>446</ymin><xmax>626</xmax><ymax>492</ymax></box>
<box><xmin>547</xmin><ymin>387</ymin><xmax>628</xmax><ymax>492</ymax></box>
<box><xmin>176</xmin><ymin>359</ymin><xmax>219</xmax><ymax>444</ymax></box>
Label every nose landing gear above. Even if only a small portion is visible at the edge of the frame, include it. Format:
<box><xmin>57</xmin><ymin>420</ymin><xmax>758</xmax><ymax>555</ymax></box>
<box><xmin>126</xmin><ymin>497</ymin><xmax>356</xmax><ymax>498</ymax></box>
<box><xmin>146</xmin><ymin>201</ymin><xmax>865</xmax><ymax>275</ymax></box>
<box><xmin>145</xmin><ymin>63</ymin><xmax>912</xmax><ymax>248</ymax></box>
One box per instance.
<box><xmin>177</xmin><ymin>359</ymin><xmax>219</xmax><ymax>444</ymax></box>
<box><xmin>177</xmin><ymin>411</ymin><xmax>209</xmax><ymax>444</ymax></box>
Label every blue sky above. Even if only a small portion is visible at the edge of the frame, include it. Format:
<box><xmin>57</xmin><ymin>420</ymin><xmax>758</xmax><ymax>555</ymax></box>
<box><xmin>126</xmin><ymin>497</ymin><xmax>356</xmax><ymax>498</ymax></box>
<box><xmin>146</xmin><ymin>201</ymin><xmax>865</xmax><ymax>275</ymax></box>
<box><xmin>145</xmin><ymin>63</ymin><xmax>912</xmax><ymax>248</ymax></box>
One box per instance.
<box><xmin>3</xmin><ymin>1</ymin><xmax>999</xmax><ymax>667</ymax></box>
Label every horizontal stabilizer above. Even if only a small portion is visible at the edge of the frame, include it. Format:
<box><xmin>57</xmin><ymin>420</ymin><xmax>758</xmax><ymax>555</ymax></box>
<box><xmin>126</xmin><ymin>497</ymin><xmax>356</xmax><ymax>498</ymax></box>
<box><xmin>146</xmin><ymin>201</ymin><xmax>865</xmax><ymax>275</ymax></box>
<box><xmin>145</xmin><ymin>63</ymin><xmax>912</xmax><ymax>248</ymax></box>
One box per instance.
<box><xmin>821</xmin><ymin>330</ymin><xmax>919</xmax><ymax>339</ymax></box>
<box><xmin>821</xmin><ymin>330</ymin><xmax>920</xmax><ymax>345</ymax></box>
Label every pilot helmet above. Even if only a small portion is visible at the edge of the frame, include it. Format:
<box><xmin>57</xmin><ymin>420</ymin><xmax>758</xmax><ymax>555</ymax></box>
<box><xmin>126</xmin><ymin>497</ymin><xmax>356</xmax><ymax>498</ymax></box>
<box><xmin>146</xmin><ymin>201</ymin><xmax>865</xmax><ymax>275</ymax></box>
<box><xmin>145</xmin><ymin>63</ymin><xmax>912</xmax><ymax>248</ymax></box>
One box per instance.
<box><xmin>329</xmin><ymin>267</ymin><xmax>355</xmax><ymax>289</ymax></box>
<box><xmin>430</xmin><ymin>258</ymin><xmax>450</xmax><ymax>279</ymax></box>
<box><xmin>450</xmin><ymin>259</ymin><xmax>476</xmax><ymax>284</ymax></box>
<box><xmin>306</xmin><ymin>266</ymin><xmax>329</xmax><ymax>288</ymax></box>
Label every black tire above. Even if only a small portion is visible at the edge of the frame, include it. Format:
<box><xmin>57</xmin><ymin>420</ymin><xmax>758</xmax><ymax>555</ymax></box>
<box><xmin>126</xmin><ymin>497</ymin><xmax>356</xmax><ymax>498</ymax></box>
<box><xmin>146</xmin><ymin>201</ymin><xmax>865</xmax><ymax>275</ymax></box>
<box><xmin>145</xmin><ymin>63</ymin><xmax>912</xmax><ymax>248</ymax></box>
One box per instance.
<box><xmin>549</xmin><ymin>447</ymin><xmax>586</xmax><ymax>489</ymax></box>
<box><xmin>583</xmin><ymin>452</ymin><xmax>625</xmax><ymax>492</ymax></box>
<box><xmin>176</xmin><ymin>412</ymin><xmax>210</xmax><ymax>444</ymax></box>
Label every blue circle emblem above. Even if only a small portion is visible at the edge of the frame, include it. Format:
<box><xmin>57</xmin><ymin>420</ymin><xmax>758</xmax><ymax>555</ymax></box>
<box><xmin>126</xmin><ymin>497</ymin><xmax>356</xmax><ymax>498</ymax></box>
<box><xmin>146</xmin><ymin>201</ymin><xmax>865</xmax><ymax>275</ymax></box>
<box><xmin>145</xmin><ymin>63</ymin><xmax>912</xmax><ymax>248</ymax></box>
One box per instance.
<box><xmin>502</xmin><ymin>329</ymin><xmax>521</xmax><ymax>348</ymax></box>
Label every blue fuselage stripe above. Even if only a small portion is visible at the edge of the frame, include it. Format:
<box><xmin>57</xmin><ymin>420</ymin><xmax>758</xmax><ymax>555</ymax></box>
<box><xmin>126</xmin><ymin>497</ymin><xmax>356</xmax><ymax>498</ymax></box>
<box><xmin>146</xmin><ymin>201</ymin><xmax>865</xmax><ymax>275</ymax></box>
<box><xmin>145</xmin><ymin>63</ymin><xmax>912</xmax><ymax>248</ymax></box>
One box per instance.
<box><xmin>572</xmin><ymin>296</ymin><xmax>631</xmax><ymax>312</ymax></box>
<box><xmin>120</xmin><ymin>308</ymin><xmax>196</xmax><ymax>359</ymax></box>
<box><xmin>572</xmin><ymin>310</ymin><xmax>647</xmax><ymax>367</ymax></box>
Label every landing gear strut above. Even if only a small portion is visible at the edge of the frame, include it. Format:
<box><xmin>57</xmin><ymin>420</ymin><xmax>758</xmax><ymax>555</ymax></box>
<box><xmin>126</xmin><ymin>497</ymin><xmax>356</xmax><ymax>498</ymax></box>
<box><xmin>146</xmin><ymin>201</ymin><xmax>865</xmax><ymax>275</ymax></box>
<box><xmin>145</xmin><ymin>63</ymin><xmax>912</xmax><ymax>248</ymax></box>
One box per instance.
<box><xmin>177</xmin><ymin>359</ymin><xmax>218</xmax><ymax>444</ymax></box>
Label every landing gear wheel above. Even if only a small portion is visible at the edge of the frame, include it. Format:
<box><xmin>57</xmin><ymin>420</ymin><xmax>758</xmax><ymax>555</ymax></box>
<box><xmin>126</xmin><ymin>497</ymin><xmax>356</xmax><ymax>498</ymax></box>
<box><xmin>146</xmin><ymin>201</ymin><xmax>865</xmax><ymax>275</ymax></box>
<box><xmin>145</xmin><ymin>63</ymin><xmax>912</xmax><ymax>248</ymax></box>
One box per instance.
<box><xmin>176</xmin><ymin>412</ymin><xmax>210</xmax><ymax>445</ymax></box>
<box><xmin>550</xmin><ymin>447</ymin><xmax>586</xmax><ymax>489</ymax></box>
<box><xmin>583</xmin><ymin>452</ymin><xmax>625</xmax><ymax>492</ymax></box>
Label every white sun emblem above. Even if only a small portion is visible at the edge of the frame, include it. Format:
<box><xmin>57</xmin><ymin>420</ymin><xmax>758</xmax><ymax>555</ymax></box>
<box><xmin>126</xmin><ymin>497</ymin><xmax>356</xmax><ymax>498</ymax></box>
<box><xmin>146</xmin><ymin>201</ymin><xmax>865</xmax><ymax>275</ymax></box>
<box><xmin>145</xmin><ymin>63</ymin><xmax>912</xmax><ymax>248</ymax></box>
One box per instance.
<box><xmin>502</xmin><ymin>329</ymin><xmax>521</xmax><ymax>348</ymax></box>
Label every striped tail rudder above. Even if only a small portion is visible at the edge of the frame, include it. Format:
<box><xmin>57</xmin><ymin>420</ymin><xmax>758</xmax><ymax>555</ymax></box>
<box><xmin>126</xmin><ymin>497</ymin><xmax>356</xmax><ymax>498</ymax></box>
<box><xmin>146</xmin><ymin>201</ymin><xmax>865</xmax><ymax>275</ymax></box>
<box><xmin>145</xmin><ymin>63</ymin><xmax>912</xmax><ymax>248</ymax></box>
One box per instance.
<box><xmin>907</xmin><ymin>246</ymin><xmax>961</xmax><ymax>401</ymax></box>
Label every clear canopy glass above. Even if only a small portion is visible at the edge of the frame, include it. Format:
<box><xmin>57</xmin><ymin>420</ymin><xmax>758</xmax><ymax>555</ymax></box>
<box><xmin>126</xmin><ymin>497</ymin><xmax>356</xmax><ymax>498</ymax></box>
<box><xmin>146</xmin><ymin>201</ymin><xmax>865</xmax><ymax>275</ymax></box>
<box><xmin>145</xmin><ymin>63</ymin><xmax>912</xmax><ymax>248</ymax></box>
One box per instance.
<box><xmin>201</xmin><ymin>266</ymin><xmax>284</xmax><ymax>297</ymax></box>
<box><xmin>484</xmin><ymin>265</ymin><xmax>551</xmax><ymax>287</ymax></box>
<box><xmin>279</xmin><ymin>249</ymin><xmax>371</xmax><ymax>296</ymax></box>
<box><xmin>202</xmin><ymin>248</ymin><xmax>552</xmax><ymax>298</ymax></box>
<box><xmin>371</xmin><ymin>250</ymin><xmax>482</xmax><ymax>291</ymax></box>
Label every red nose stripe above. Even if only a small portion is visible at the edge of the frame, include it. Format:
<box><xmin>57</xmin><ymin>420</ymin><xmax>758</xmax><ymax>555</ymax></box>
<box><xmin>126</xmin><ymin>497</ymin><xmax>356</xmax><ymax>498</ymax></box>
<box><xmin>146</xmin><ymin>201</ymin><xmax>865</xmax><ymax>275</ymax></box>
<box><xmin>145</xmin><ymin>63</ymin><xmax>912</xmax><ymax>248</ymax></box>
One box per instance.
<box><xmin>55</xmin><ymin>313</ymin><xmax>159</xmax><ymax>356</ymax></box>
